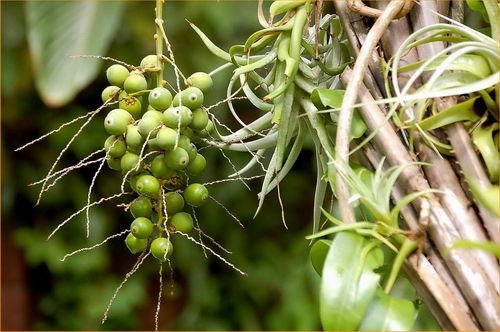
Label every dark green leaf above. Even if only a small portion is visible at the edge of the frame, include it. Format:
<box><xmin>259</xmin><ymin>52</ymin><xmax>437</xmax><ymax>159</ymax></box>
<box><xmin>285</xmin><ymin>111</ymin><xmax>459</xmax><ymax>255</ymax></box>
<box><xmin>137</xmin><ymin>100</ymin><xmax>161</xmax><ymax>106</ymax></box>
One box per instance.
<box><xmin>320</xmin><ymin>232</ymin><xmax>384</xmax><ymax>330</ymax></box>
<box><xmin>26</xmin><ymin>1</ymin><xmax>125</xmax><ymax>107</ymax></box>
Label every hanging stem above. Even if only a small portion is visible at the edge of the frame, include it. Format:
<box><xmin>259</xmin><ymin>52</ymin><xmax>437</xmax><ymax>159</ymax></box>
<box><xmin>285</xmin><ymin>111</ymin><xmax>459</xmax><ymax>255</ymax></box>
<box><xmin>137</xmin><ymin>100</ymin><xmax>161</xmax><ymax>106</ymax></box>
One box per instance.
<box><xmin>155</xmin><ymin>0</ymin><xmax>165</xmax><ymax>87</ymax></box>
<box><xmin>334</xmin><ymin>0</ymin><xmax>405</xmax><ymax>225</ymax></box>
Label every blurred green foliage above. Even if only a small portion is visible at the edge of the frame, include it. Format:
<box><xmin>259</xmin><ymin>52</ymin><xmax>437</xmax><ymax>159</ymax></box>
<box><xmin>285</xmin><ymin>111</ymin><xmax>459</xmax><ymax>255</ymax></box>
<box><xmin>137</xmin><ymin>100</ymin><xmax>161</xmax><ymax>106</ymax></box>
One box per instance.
<box><xmin>2</xmin><ymin>1</ymin><xmax>320</xmax><ymax>330</ymax></box>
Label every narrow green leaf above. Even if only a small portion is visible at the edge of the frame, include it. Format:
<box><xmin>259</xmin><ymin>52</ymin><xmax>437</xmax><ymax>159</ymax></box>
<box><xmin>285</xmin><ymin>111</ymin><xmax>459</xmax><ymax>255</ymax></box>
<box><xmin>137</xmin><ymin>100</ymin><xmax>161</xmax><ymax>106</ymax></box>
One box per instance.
<box><xmin>26</xmin><ymin>1</ymin><xmax>125</xmax><ymax>107</ymax></box>
<box><xmin>320</xmin><ymin>232</ymin><xmax>384</xmax><ymax>330</ymax></box>
<box><xmin>359</xmin><ymin>290</ymin><xmax>416</xmax><ymax>331</ymax></box>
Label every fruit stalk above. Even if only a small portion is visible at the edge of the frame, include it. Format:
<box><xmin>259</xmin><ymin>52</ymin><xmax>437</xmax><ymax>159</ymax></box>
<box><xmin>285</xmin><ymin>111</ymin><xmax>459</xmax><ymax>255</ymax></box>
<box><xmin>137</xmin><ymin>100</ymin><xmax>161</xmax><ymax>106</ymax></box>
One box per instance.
<box><xmin>155</xmin><ymin>0</ymin><xmax>165</xmax><ymax>87</ymax></box>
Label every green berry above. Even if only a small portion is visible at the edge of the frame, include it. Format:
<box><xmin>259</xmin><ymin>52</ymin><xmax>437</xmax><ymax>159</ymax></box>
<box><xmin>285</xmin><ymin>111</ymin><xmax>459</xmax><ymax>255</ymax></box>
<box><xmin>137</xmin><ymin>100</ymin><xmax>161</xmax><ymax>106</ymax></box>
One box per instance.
<box><xmin>177</xmin><ymin>135</ymin><xmax>197</xmax><ymax>162</ymax></box>
<box><xmin>151</xmin><ymin>154</ymin><xmax>175</xmax><ymax>179</ymax></box>
<box><xmin>150</xmin><ymin>237</ymin><xmax>173</xmax><ymax>261</ymax></box>
<box><xmin>138</xmin><ymin>116</ymin><xmax>163</xmax><ymax>138</ymax></box>
<box><xmin>101</xmin><ymin>86</ymin><xmax>121</xmax><ymax>103</ymax></box>
<box><xmin>140</xmin><ymin>54</ymin><xmax>159</xmax><ymax>69</ymax></box>
<box><xmin>135</xmin><ymin>174</ymin><xmax>160</xmax><ymax>198</ymax></box>
<box><xmin>120</xmin><ymin>152</ymin><xmax>141</xmax><ymax>174</ymax></box>
<box><xmin>189</xmin><ymin>108</ymin><xmax>209</xmax><ymax>131</ymax></box>
<box><xmin>125</xmin><ymin>233</ymin><xmax>148</xmax><ymax>254</ymax></box>
<box><xmin>186</xmin><ymin>72</ymin><xmax>213</xmax><ymax>92</ymax></box>
<box><xmin>142</xmin><ymin>110</ymin><xmax>164</xmax><ymax>122</ymax></box>
<box><xmin>195</xmin><ymin>119</ymin><xmax>214</xmax><ymax>138</ymax></box>
<box><xmin>164</xmin><ymin>191</ymin><xmax>184</xmax><ymax>215</ymax></box>
<box><xmin>163</xmin><ymin>106</ymin><xmax>193</xmax><ymax>128</ymax></box>
<box><xmin>172</xmin><ymin>87</ymin><xmax>204</xmax><ymax>109</ymax></box>
<box><xmin>119</xmin><ymin>91</ymin><xmax>142</xmax><ymax>119</ymax></box>
<box><xmin>124</xmin><ymin>74</ymin><xmax>148</xmax><ymax>93</ymax></box>
<box><xmin>170</xmin><ymin>212</ymin><xmax>193</xmax><ymax>233</ymax></box>
<box><xmin>106</xmin><ymin>64</ymin><xmax>129</xmax><ymax>87</ymax></box>
<box><xmin>157</xmin><ymin>126</ymin><xmax>178</xmax><ymax>150</ymax></box>
<box><xmin>104</xmin><ymin>108</ymin><xmax>133</xmax><ymax>135</ymax></box>
<box><xmin>125</xmin><ymin>125</ymin><xmax>144</xmax><ymax>150</ymax></box>
<box><xmin>106</xmin><ymin>156</ymin><xmax>122</xmax><ymax>171</ymax></box>
<box><xmin>149</xmin><ymin>87</ymin><xmax>172</xmax><ymax>110</ymax></box>
<box><xmin>164</xmin><ymin>147</ymin><xmax>189</xmax><ymax>170</ymax></box>
<box><xmin>183</xmin><ymin>183</ymin><xmax>209</xmax><ymax>207</ymax></box>
<box><xmin>130</xmin><ymin>217</ymin><xmax>154</xmax><ymax>239</ymax></box>
<box><xmin>130</xmin><ymin>196</ymin><xmax>153</xmax><ymax>218</ymax></box>
<box><xmin>104</xmin><ymin>135</ymin><xmax>127</xmax><ymax>158</ymax></box>
<box><xmin>187</xmin><ymin>154</ymin><xmax>206</xmax><ymax>175</ymax></box>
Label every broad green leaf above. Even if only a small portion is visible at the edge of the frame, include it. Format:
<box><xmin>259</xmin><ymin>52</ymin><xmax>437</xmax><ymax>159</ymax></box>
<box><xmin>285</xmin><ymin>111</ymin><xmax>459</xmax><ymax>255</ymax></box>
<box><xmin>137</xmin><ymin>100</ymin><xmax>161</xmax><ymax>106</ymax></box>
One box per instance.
<box><xmin>311</xmin><ymin>88</ymin><xmax>367</xmax><ymax>140</ymax></box>
<box><xmin>320</xmin><ymin>232</ymin><xmax>384</xmax><ymax>330</ymax></box>
<box><xmin>359</xmin><ymin>290</ymin><xmax>416</xmax><ymax>330</ymax></box>
<box><xmin>310</xmin><ymin>239</ymin><xmax>331</xmax><ymax>275</ymax></box>
<box><xmin>26</xmin><ymin>1</ymin><xmax>125</xmax><ymax>107</ymax></box>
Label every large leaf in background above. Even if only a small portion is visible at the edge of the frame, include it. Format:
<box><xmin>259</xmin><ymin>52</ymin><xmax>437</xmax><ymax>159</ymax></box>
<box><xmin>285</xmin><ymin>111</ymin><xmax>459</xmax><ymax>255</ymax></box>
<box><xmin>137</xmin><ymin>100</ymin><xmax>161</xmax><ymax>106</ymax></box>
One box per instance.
<box><xmin>26</xmin><ymin>1</ymin><xmax>125</xmax><ymax>107</ymax></box>
<box><xmin>359</xmin><ymin>290</ymin><xmax>416</xmax><ymax>330</ymax></box>
<box><xmin>320</xmin><ymin>232</ymin><xmax>384</xmax><ymax>330</ymax></box>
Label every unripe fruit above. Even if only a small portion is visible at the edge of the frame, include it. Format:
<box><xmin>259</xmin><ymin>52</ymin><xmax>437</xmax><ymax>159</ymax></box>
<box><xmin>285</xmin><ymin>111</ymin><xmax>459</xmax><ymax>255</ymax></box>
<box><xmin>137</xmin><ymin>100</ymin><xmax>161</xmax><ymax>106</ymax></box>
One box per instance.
<box><xmin>125</xmin><ymin>233</ymin><xmax>148</xmax><ymax>254</ymax></box>
<box><xmin>120</xmin><ymin>152</ymin><xmax>141</xmax><ymax>174</ymax></box>
<box><xmin>170</xmin><ymin>212</ymin><xmax>193</xmax><ymax>233</ymax></box>
<box><xmin>125</xmin><ymin>125</ymin><xmax>144</xmax><ymax>150</ymax></box>
<box><xmin>164</xmin><ymin>191</ymin><xmax>184</xmax><ymax>215</ymax></box>
<box><xmin>118</xmin><ymin>91</ymin><xmax>142</xmax><ymax>119</ymax></box>
<box><xmin>151</xmin><ymin>154</ymin><xmax>175</xmax><ymax>179</ymax></box>
<box><xmin>142</xmin><ymin>110</ymin><xmax>164</xmax><ymax>122</ymax></box>
<box><xmin>195</xmin><ymin>119</ymin><xmax>214</xmax><ymax>138</ymax></box>
<box><xmin>130</xmin><ymin>196</ymin><xmax>153</xmax><ymax>218</ymax></box>
<box><xmin>189</xmin><ymin>108</ymin><xmax>209</xmax><ymax>131</ymax></box>
<box><xmin>104</xmin><ymin>108</ymin><xmax>133</xmax><ymax>135</ymax></box>
<box><xmin>149</xmin><ymin>87</ymin><xmax>172</xmax><ymax>111</ymax></box>
<box><xmin>186</xmin><ymin>72</ymin><xmax>213</xmax><ymax>92</ymax></box>
<box><xmin>135</xmin><ymin>174</ymin><xmax>160</xmax><ymax>198</ymax></box>
<box><xmin>124</xmin><ymin>74</ymin><xmax>148</xmax><ymax>93</ymax></box>
<box><xmin>150</xmin><ymin>237</ymin><xmax>173</xmax><ymax>261</ymax></box>
<box><xmin>183</xmin><ymin>183</ymin><xmax>209</xmax><ymax>207</ymax></box>
<box><xmin>104</xmin><ymin>135</ymin><xmax>127</xmax><ymax>158</ymax></box>
<box><xmin>138</xmin><ymin>116</ymin><xmax>162</xmax><ymax>138</ymax></box>
<box><xmin>164</xmin><ymin>147</ymin><xmax>189</xmax><ymax>170</ymax></box>
<box><xmin>106</xmin><ymin>64</ymin><xmax>129</xmax><ymax>87</ymax></box>
<box><xmin>187</xmin><ymin>154</ymin><xmax>206</xmax><ymax>175</ymax></box>
<box><xmin>101</xmin><ymin>86</ymin><xmax>121</xmax><ymax>103</ymax></box>
<box><xmin>178</xmin><ymin>135</ymin><xmax>197</xmax><ymax>161</ymax></box>
<box><xmin>172</xmin><ymin>87</ymin><xmax>204</xmax><ymax>109</ymax></box>
<box><xmin>140</xmin><ymin>54</ymin><xmax>159</xmax><ymax>69</ymax></box>
<box><xmin>163</xmin><ymin>106</ymin><xmax>193</xmax><ymax>128</ymax></box>
<box><xmin>130</xmin><ymin>217</ymin><xmax>154</xmax><ymax>239</ymax></box>
<box><xmin>106</xmin><ymin>156</ymin><xmax>122</xmax><ymax>171</ymax></box>
<box><xmin>129</xmin><ymin>172</ymin><xmax>148</xmax><ymax>192</ymax></box>
<box><xmin>156</xmin><ymin>126</ymin><xmax>177</xmax><ymax>150</ymax></box>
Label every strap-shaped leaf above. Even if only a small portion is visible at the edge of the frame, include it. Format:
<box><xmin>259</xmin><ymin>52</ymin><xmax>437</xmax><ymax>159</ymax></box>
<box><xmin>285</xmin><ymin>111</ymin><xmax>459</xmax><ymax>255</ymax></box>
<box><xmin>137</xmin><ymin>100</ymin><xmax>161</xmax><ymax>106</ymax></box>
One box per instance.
<box><xmin>320</xmin><ymin>232</ymin><xmax>384</xmax><ymax>330</ymax></box>
<box><xmin>26</xmin><ymin>1</ymin><xmax>125</xmax><ymax>107</ymax></box>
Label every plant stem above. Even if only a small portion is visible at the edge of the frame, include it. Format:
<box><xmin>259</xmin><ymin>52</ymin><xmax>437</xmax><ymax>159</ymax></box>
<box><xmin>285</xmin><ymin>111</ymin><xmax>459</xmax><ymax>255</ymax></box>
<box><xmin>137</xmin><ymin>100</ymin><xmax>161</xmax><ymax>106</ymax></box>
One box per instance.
<box><xmin>335</xmin><ymin>0</ymin><xmax>405</xmax><ymax>225</ymax></box>
<box><xmin>155</xmin><ymin>0</ymin><xmax>165</xmax><ymax>87</ymax></box>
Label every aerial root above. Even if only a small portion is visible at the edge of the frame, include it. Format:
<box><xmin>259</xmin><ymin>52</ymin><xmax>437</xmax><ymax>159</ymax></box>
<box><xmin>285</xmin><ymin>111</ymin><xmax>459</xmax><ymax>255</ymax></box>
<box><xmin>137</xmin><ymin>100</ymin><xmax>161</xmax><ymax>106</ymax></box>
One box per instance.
<box><xmin>48</xmin><ymin>192</ymin><xmax>132</xmax><ymax>240</ymax></box>
<box><xmin>202</xmin><ymin>174</ymin><xmax>264</xmax><ymax>186</ymax></box>
<box><xmin>175</xmin><ymin>231</ymin><xmax>246</xmax><ymax>275</ymax></box>
<box><xmin>86</xmin><ymin>156</ymin><xmax>107</xmax><ymax>237</ymax></box>
<box><xmin>209</xmin><ymin>195</ymin><xmax>245</xmax><ymax>228</ymax></box>
<box><xmin>154</xmin><ymin>264</ymin><xmax>164</xmax><ymax>332</ymax></box>
<box><xmin>102</xmin><ymin>251</ymin><xmax>150</xmax><ymax>324</ymax></box>
<box><xmin>60</xmin><ymin>229</ymin><xmax>129</xmax><ymax>262</ymax></box>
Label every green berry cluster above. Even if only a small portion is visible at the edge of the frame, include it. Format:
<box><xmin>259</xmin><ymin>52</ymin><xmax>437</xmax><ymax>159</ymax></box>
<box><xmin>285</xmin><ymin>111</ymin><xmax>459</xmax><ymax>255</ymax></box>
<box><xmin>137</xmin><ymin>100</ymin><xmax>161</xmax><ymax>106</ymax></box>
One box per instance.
<box><xmin>101</xmin><ymin>55</ymin><xmax>214</xmax><ymax>261</ymax></box>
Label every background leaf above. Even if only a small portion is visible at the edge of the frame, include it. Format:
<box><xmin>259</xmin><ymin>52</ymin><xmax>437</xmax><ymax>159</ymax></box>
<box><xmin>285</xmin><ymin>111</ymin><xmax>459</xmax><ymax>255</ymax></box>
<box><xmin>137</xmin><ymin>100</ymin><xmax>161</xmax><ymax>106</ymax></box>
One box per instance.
<box><xmin>26</xmin><ymin>1</ymin><xmax>125</xmax><ymax>107</ymax></box>
<box><xmin>320</xmin><ymin>232</ymin><xmax>384</xmax><ymax>330</ymax></box>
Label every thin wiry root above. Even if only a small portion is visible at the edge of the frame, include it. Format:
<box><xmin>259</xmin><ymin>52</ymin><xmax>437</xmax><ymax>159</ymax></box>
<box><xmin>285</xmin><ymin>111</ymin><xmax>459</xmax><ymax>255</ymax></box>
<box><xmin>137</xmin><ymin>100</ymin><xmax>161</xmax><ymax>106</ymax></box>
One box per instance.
<box><xmin>175</xmin><ymin>231</ymin><xmax>246</xmax><ymax>275</ymax></box>
<box><xmin>69</xmin><ymin>54</ymin><xmax>135</xmax><ymax>69</ymax></box>
<box><xmin>160</xmin><ymin>188</ymin><xmax>169</xmax><ymax>236</ymax></box>
<box><xmin>48</xmin><ymin>192</ymin><xmax>132</xmax><ymax>240</ymax></box>
<box><xmin>102</xmin><ymin>251</ymin><xmax>150</xmax><ymax>325</ymax></box>
<box><xmin>193</xmin><ymin>225</ymin><xmax>232</xmax><ymax>255</ymax></box>
<box><xmin>154</xmin><ymin>264</ymin><xmax>164</xmax><ymax>332</ymax></box>
<box><xmin>29</xmin><ymin>148</ymin><xmax>105</xmax><ymax>186</ymax></box>
<box><xmin>116</xmin><ymin>202</ymin><xmax>132</xmax><ymax>211</ymax></box>
<box><xmin>209</xmin><ymin>195</ymin><xmax>244</xmax><ymax>228</ymax></box>
<box><xmin>37</xmin><ymin>103</ymin><xmax>108</xmax><ymax>205</ymax></box>
<box><xmin>203</xmin><ymin>174</ymin><xmax>264</xmax><ymax>186</ymax></box>
<box><xmin>86</xmin><ymin>156</ymin><xmax>107</xmax><ymax>237</ymax></box>
<box><xmin>191</xmin><ymin>209</ymin><xmax>207</xmax><ymax>258</ymax></box>
<box><xmin>166</xmin><ymin>259</ymin><xmax>175</xmax><ymax>297</ymax></box>
<box><xmin>277</xmin><ymin>182</ymin><xmax>288</xmax><ymax>230</ymax></box>
<box><xmin>205</xmin><ymin>96</ymin><xmax>248</xmax><ymax>112</ymax></box>
<box><xmin>60</xmin><ymin>229</ymin><xmax>129</xmax><ymax>262</ymax></box>
<box><xmin>120</xmin><ymin>151</ymin><xmax>157</xmax><ymax>193</ymax></box>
